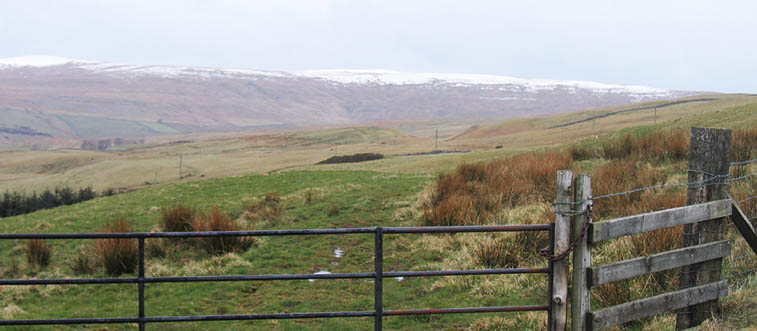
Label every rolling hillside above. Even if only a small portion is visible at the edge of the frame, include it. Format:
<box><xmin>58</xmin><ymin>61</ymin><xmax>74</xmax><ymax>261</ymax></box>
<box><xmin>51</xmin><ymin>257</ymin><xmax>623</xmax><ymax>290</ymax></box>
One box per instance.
<box><xmin>0</xmin><ymin>56</ymin><xmax>702</xmax><ymax>145</ymax></box>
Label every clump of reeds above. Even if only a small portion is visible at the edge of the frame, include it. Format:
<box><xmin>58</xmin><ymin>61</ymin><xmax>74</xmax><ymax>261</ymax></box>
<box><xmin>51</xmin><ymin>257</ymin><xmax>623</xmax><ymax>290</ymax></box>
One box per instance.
<box><xmin>601</xmin><ymin>128</ymin><xmax>688</xmax><ymax>163</ymax></box>
<box><xmin>161</xmin><ymin>203</ymin><xmax>196</xmax><ymax>232</ymax></box>
<box><xmin>26</xmin><ymin>239</ymin><xmax>52</xmax><ymax>268</ymax></box>
<box><xmin>95</xmin><ymin>218</ymin><xmax>138</xmax><ymax>276</ymax></box>
<box><xmin>193</xmin><ymin>208</ymin><xmax>253</xmax><ymax>255</ymax></box>
<box><xmin>422</xmin><ymin>151</ymin><xmax>572</xmax><ymax>226</ymax></box>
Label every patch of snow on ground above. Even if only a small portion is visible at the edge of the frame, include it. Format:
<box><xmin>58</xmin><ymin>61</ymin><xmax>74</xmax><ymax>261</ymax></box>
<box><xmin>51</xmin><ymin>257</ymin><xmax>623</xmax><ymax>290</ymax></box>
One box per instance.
<box><xmin>308</xmin><ymin>270</ymin><xmax>332</xmax><ymax>283</ymax></box>
<box><xmin>0</xmin><ymin>55</ymin><xmax>81</xmax><ymax>67</ymax></box>
<box><xmin>296</xmin><ymin>69</ymin><xmax>673</xmax><ymax>96</ymax></box>
<box><xmin>334</xmin><ymin>248</ymin><xmax>343</xmax><ymax>258</ymax></box>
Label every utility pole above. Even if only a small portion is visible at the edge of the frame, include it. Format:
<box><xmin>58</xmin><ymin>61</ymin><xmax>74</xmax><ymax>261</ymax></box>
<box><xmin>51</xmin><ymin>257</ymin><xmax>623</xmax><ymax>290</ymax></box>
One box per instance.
<box><xmin>654</xmin><ymin>107</ymin><xmax>657</xmax><ymax>125</ymax></box>
<box><xmin>435</xmin><ymin>128</ymin><xmax>438</xmax><ymax>151</ymax></box>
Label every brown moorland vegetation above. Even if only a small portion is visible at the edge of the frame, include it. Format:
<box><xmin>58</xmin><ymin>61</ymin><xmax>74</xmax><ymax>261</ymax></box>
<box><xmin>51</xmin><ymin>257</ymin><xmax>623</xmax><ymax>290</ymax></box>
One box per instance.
<box><xmin>95</xmin><ymin>218</ymin><xmax>138</xmax><ymax>276</ymax></box>
<box><xmin>423</xmin><ymin>126</ymin><xmax>757</xmax><ymax>323</ymax></box>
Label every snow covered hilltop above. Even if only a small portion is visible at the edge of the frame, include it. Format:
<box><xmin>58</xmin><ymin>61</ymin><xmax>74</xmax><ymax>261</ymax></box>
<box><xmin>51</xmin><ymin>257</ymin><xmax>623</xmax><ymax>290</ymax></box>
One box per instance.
<box><xmin>0</xmin><ymin>55</ymin><xmax>702</xmax><ymax>142</ymax></box>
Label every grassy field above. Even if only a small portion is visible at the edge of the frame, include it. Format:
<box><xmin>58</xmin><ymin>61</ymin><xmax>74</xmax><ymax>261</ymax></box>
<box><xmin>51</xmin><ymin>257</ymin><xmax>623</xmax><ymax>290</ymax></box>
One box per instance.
<box><xmin>0</xmin><ymin>170</ymin><xmax>549</xmax><ymax>330</ymax></box>
<box><xmin>2</xmin><ymin>94</ymin><xmax>757</xmax><ymax>330</ymax></box>
<box><xmin>2</xmin><ymin>94</ymin><xmax>756</xmax><ymax>195</ymax></box>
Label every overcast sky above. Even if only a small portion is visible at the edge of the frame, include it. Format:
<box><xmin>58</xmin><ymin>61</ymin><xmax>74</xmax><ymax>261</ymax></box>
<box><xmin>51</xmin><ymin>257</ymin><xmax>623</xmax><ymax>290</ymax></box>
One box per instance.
<box><xmin>1</xmin><ymin>0</ymin><xmax>755</xmax><ymax>92</ymax></box>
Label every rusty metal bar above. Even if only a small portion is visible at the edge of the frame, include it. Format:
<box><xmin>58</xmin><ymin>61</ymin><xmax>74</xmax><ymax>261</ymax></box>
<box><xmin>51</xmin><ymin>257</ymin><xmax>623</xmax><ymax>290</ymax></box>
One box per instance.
<box><xmin>383</xmin><ymin>224</ymin><xmax>551</xmax><ymax>234</ymax></box>
<box><xmin>384</xmin><ymin>305</ymin><xmax>550</xmax><ymax>316</ymax></box>
<box><xmin>384</xmin><ymin>268</ymin><xmax>548</xmax><ymax>278</ymax></box>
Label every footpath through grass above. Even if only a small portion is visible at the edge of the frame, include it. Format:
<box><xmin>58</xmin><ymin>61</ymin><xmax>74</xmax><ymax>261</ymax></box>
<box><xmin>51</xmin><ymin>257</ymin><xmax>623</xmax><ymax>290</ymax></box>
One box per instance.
<box><xmin>0</xmin><ymin>170</ymin><xmax>548</xmax><ymax>330</ymax></box>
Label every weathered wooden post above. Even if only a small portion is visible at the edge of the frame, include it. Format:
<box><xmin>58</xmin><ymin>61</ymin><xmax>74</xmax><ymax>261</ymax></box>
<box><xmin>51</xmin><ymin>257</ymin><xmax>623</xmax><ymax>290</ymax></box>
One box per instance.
<box><xmin>571</xmin><ymin>174</ymin><xmax>592</xmax><ymax>331</ymax></box>
<box><xmin>676</xmin><ymin>127</ymin><xmax>731</xmax><ymax>329</ymax></box>
<box><xmin>551</xmin><ymin>170</ymin><xmax>572</xmax><ymax>330</ymax></box>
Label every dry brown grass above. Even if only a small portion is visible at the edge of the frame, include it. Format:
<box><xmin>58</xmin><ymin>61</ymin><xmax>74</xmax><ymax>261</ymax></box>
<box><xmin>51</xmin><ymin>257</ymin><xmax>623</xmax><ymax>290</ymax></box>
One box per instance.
<box><xmin>422</xmin><ymin>151</ymin><xmax>572</xmax><ymax>226</ymax></box>
<box><xmin>25</xmin><ymin>239</ymin><xmax>51</xmax><ymax>268</ymax></box>
<box><xmin>193</xmin><ymin>208</ymin><xmax>253</xmax><ymax>254</ymax></box>
<box><xmin>473</xmin><ymin>236</ymin><xmax>521</xmax><ymax>268</ymax></box>
<box><xmin>160</xmin><ymin>203</ymin><xmax>196</xmax><ymax>232</ymax></box>
<box><xmin>69</xmin><ymin>247</ymin><xmax>96</xmax><ymax>275</ymax></box>
<box><xmin>243</xmin><ymin>192</ymin><xmax>282</xmax><ymax>224</ymax></box>
<box><xmin>732</xmin><ymin>127</ymin><xmax>757</xmax><ymax>164</ymax></box>
<box><xmin>592</xmin><ymin>159</ymin><xmax>678</xmax><ymax>219</ymax></box>
<box><xmin>601</xmin><ymin>129</ymin><xmax>688</xmax><ymax>163</ymax></box>
<box><xmin>95</xmin><ymin>218</ymin><xmax>138</xmax><ymax>276</ymax></box>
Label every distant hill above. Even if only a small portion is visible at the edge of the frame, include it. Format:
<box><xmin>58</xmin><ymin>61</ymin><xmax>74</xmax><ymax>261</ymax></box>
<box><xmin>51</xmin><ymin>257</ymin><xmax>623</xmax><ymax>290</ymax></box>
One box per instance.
<box><xmin>0</xmin><ymin>55</ymin><xmax>704</xmax><ymax>144</ymax></box>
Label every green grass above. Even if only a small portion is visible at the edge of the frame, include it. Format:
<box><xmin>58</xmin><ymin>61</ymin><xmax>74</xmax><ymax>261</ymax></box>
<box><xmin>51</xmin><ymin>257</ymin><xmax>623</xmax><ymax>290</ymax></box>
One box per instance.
<box><xmin>0</xmin><ymin>170</ymin><xmax>547</xmax><ymax>330</ymax></box>
<box><xmin>3</xmin><ymin>94</ymin><xmax>757</xmax><ymax>330</ymax></box>
<box><xmin>293</xmin><ymin>127</ymin><xmax>402</xmax><ymax>145</ymax></box>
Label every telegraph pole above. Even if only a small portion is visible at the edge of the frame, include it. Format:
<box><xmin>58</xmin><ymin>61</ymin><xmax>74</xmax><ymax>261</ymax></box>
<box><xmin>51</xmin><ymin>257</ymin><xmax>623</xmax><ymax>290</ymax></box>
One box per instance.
<box><xmin>435</xmin><ymin>128</ymin><xmax>438</xmax><ymax>150</ymax></box>
<box><xmin>654</xmin><ymin>107</ymin><xmax>657</xmax><ymax>125</ymax></box>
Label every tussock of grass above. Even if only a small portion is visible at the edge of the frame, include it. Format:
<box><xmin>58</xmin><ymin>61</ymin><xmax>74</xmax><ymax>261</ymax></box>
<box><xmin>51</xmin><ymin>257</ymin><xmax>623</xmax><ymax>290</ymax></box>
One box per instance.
<box><xmin>467</xmin><ymin>312</ymin><xmax>546</xmax><ymax>331</ymax></box>
<box><xmin>193</xmin><ymin>208</ymin><xmax>253</xmax><ymax>255</ymax></box>
<box><xmin>422</xmin><ymin>151</ymin><xmax>572</xmax><ymax>226</ymax></box>
<box><xmin>25</xmin><ymin>239</ymin><xmax>51</xmax><ymax>268</ymax></box>
<box><xmin>243</xmin><ymin>192</ymin><xmax>282</xmax><ymax>224</ymax></box>
<box><xmin>473</xmin><ymin>236</ymin><xmax>520</xmax><ymax>269</ymax></box>
<box><xmin>95</xmin><ymin>218</ymin><xmax>138</xmax><ymax>276</ymax></box>
<box><xmin>732</xmin><ymin>127</ymin><xmax>757</xmax><ymax>164</ymax></box>
<box><xmin>69</xmin><ymin>247</ymin><xmax>95</xmax><ymax>275</ymax></box>
<box><xmin>699</xmin><ymin>274</ymin><xmax>757</xmax><ymax>329</ymax></box>
<box><xmin>0</xmin><ymin>304</ymin><xmax>25</xmax><ymax>320</ymax></box>
<box><xmin>161</xmin><ymin>203</ymin><xmax>196</xmax><ymax>233</ymax></box>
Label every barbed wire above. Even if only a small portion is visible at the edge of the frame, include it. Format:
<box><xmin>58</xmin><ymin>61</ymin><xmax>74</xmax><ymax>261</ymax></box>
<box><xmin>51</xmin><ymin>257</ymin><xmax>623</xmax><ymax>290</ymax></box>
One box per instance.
<box><xmin>731</xmin><ymin>159</ymin><xmax>757</xmax><ymax>166</ymax></box>
<box><xmin>729</xmin><ymin>171</ymin><xmax>757</xmax><ymax>183</ymax></box>
<box><xmin>738</xmin><ymin>196</ymin><xmax>757</xmax><ymax>204</ymax></box>
<box><xmin>552</xmin><ymin>171</ymin><xmax>730</xmax><ymax>208</ymax></box>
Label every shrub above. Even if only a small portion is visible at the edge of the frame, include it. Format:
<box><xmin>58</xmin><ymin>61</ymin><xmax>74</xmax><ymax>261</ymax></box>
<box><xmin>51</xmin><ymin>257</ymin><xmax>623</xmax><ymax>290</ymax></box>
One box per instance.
<box><xmin>95</xmin><ymin>218</ymin><xmax>139</xmax><ymax>276</ymax></box>
<box><xmin>316</xmin><ymin>153</ymin><xmax>384</xmax><ymax>165</ymax></box>
<box><xmin>0</xmin><ymin>186</ymin><xmax>98</xmax><ymax>218</ymax></box>
<box><xmin>194</xmin><ymin>208</ymin><xmax>253</xmax><ymax>254</ymax></box>
<box><xmin>26</xmin><ymin>239</ymin><xmax>51</xmax><ymax>268</ymax></box>
<box><xmin>161</xmin><ymin>203</ymin><xmax>196</xmax><ymax>232</ymax></box>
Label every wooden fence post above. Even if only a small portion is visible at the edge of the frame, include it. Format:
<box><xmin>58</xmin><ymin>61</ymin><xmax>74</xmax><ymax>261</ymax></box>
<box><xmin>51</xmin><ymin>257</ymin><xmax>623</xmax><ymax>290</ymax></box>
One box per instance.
<box><xmin>571</xmin><ymin>174</ymin><xmax>592</xmax><ymax>331</ymax></box>
<box><xmin>551</xmin><ymin>170</ymin><xmax>572</xmax><ymax>331</ymax></box>
<box><xmin>676</xmin><ymin>127</ymin><xmax>731</xmax><ymax>329</ymax></box>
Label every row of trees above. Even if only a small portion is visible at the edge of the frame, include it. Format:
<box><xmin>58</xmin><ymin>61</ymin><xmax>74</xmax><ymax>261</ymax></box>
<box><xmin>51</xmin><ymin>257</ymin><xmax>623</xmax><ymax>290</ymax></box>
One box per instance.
<box><xmin>0</xmin><ymin>187</ymin><xmax>99</xmax><ymax>218</ymax></box>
